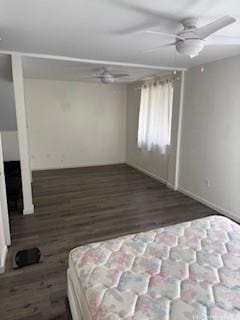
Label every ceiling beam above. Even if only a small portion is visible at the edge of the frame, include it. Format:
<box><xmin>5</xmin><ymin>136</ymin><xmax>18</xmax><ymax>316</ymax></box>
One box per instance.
<box><xmin>0</xmin><ymin>50</ymin><xmax>187</xmax><ymax>71</ymax></box>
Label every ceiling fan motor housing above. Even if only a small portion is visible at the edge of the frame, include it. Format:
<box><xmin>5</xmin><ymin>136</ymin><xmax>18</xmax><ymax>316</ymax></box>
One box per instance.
<box><xmin>176</xmin><ymin>38</ymin><xmax>204</xmax><ymax>57</ymax></box>
<box><xmin>101</xmin><ymin>72</ymin><xmax>115</xmax><ymax>84</ymax></box>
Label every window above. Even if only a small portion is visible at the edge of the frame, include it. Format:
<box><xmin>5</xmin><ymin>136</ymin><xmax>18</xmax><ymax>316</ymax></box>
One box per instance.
<box><xmin>137</xmin><ymin>80</ymin><xmax>173</xmax><ymax>153</ymax></box>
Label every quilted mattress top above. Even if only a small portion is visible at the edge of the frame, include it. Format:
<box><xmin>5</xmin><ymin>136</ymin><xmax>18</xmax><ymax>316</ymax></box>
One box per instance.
<box><xmin>70</xmin><ymin>215</ymin><xmax>240</xmax><ymax>320</ymax></box>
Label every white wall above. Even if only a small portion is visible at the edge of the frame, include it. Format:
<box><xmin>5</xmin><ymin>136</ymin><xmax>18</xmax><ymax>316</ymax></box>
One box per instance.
<box><xmin>179</xmin><ymin>55</ymin><xmax>240</xmax><ymax>219</ymax></box>
<box><xmin>24</xmin><ymin>79</ymin><xmax>127</xmax><ymax>170</ymax></box>
<box><xmin>126</xmin><ymin>75</ymin><xmax>182</xmax><ymax>186</ymax></box>
<box><xmin>1</xmin><ymin>131</ymin><xmax>20</xmax><ymax>161</ymax></box>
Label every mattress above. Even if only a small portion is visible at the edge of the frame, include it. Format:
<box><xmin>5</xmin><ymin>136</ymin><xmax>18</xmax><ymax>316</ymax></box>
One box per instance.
<box><xmin>68</xmin><ymin>215</ymin><xmax>240</xmax><ymax>320</ymax></box>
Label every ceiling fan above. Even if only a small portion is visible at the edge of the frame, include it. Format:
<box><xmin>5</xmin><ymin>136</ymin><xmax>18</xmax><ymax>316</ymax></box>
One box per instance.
<box><xmin>142</xmin><ymin>16</ymin><xmax>239</xmax><ymax>58</ymax></box>
<box><xmin>76</xmin><ymin>67</ymin><xmax>132</xmax><ymax>84</ymax></box>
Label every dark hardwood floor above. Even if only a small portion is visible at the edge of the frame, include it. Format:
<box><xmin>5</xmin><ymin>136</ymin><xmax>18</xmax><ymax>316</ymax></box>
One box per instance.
<box><xmin>0</xmin><ymin>164</ymin><xmax>217</xmax><ymax>320</ymax></box>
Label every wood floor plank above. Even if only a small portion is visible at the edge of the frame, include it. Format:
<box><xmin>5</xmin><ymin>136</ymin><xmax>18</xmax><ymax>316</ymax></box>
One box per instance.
<box><xmin>0</xmin><ymin>164</ymin><xmax>217</xmax><ymax>319</ymax></box>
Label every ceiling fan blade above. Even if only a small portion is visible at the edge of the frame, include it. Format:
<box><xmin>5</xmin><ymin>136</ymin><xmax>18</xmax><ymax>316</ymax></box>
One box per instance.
<box><xmin>77</xmin><ymin>74</ymin><xmax>102</xmax><ymax>78</ymax></box>
<box><xmin>109</xmin><ymin>0</ymin><xmax>180</xmax><ymax>34</ymax></box>
<box><xmin>142</xmin><ymin>43</ymin><xmax>176</xmax><ymax>53</ymax></box>
<box><xmin>112</xmin><ymin>73</ymin><xmax>130</xmax><ymax>78</ymax></box>
<box><xmin>115</xmin><ymin>21</ymin><xmax>163</xmax><ymax>35</ymax></box>
<box><xmin>75</xmin><ymin>75</ymin><xmax>99</xmax><ymax>79</ymax></box>
<box><xmin>206</xmin><ymin>35</ymin><xmax>240</xmax><ymax>45</ymax></box>
<box><xmin>109</xmin><ymin>0</ymin><xmax>179</xmax><ymax>24</ymax></box>
<box><xmin>194</xmin><ymin>16</ymin><xmax>236</xmax><ymax>39</ymax></box>
<box><xmin>144</xmin><ymin>30</ymin><xmax>185</xmax><ymax>41</ymax></box>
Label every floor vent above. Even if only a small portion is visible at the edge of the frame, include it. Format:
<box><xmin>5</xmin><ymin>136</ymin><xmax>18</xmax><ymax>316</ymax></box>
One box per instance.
<box><xmin>14</xmin><ymin>248</ymin><xmax>41</xmax><ymax>269</ymax></box>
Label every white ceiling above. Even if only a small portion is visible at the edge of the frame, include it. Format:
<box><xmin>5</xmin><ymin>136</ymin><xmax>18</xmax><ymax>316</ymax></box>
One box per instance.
<box><xmin>22</xmin><ymin>57</ymin><xmax>170</xmax><ymax>82</ymax></box>
<box><xmin>1</xmin><ymin>0</ymin><xmax>240</xmax><ymax>69</ymax></box>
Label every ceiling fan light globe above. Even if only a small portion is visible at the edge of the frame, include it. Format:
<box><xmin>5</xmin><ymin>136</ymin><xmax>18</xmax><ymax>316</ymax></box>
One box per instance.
<box><xmin>176</xmin><ymin>39</ymin><xmax>204</xmax><ymax>57</ymax></box>
<box><xmin>101</xmin><ymin>75</ymin><xmax>115</xmax><ymax>84</ymax></box>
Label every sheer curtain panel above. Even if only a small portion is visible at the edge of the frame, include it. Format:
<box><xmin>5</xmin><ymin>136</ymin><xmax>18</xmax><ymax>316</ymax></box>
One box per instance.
<box><xmin>137</xmin><ymin>81</ymin><xmax>173</xmax><ymax>153</ymax></box>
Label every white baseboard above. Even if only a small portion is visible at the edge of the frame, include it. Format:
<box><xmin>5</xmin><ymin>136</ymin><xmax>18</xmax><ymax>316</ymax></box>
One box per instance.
<box><xmin>0</xmin><ymin>245</ymin><xmax>8</xmax><ymax>273</ymax></box>
<box><xmin>127</xmin><ymin>162</ymin><xmax>239</xmax><ymax>223</ymax></box>
<box><xmin>166</xmin><ymin>182</ymin><xmax>176</xmax><ymax>191</ymax></box>
<box><xmin>127</xmin><ymin>162</ymin><xmax>167</xmax><ymax>185</ymax></box>
<box><xmin>23</xmin><ymin>204</ymin><xmax>34</xmax><ymax>215</ymax></box>
<box><xmin>32</xmin><ymin>161</ymin><xmax>125</xmax><ymax>171</ymax></box>
<box><xmin>178</xmin><ymin>187</ymin><xmax>240</xmax><ymax>223</ymax></box>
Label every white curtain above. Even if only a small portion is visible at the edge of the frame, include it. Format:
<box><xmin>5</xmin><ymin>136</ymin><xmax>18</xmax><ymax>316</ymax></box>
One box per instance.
<box><xmin>137</xmin><ymin>80</ymin><xmax>173</xmax><ymax>153</ymax></box>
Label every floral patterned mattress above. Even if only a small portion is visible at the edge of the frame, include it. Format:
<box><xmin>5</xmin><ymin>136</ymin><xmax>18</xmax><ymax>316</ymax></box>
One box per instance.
<box><xmin>69</xmin><ymin>215</ymin><xmax>240</xmax><ymax>320</ymax></box>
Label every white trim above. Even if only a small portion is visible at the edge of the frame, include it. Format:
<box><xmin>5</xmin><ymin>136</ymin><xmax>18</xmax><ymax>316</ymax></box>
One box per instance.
<box><xmin>174</xmin><ymin>71</ymin><xmax>185</xmax><ymax>190</ymax></box>
<box><xmin>0</xmin><ymin>50</ymin><xmax>187</xmax><ymax>72</ymax></box>
<box><xmin>32</xmin><ymin>162</ymin><xmax>126</xmax><ymax>172</ymax></box>
<box><xmin>166</xmin><ymin>182</ymin><xmax>175</xmax><ymax>190</ymax></box>
<box><xmin>127</xmin><ymin>162</ymin><xmax>167</xmax><ymax>185</ymax></box>
<box><xmin>23</xmin><ymin>204</ymin><xmax>35</xmax><ymax>215</ymax></box>
<box><xmin>0</xmin><ymin>245</ymin><xmax>8</xmax><ymax>273</ymax></box>
<box><xmin>178</xmin><ymin>186</ymin><xmax>240</xmax><ymax>223</ymax></box>
<box><xmin>0</xmin><ymin>133</ymin><xmax>11</xmax><ymax>245</ymax></box>
<box><xmin>12</xmin><ymin>54</ymin><xmax>34</xmax><ymax>215</ymax></box>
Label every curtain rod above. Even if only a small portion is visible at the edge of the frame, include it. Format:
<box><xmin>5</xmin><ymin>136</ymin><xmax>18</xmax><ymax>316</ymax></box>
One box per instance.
<box><xmin>134</xmin><ymin>72</ymin><xmax>181</xmax><ymax>90</ymax></box>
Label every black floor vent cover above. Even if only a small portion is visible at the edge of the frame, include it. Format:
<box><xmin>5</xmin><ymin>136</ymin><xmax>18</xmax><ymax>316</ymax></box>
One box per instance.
<box><xmin>14</xmin><ymin>248</ymin><xmax>41</xmax><ymax>268</ymax></box>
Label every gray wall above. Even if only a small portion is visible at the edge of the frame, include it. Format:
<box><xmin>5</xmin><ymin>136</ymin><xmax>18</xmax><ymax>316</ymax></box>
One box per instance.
<box><xmin>0</xmin><ymin>55</ymin><xmax>17</xmax><ymax>131</ymax></box>
<box><xmin>179</xmin><ymin>55</ymin><xmax>240</xmax><ymax>219</ymax></box>
<box><xmin>1</xmin><ymin>131</ymin><xmax>20</xmax><ymax>161</ymax></box>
